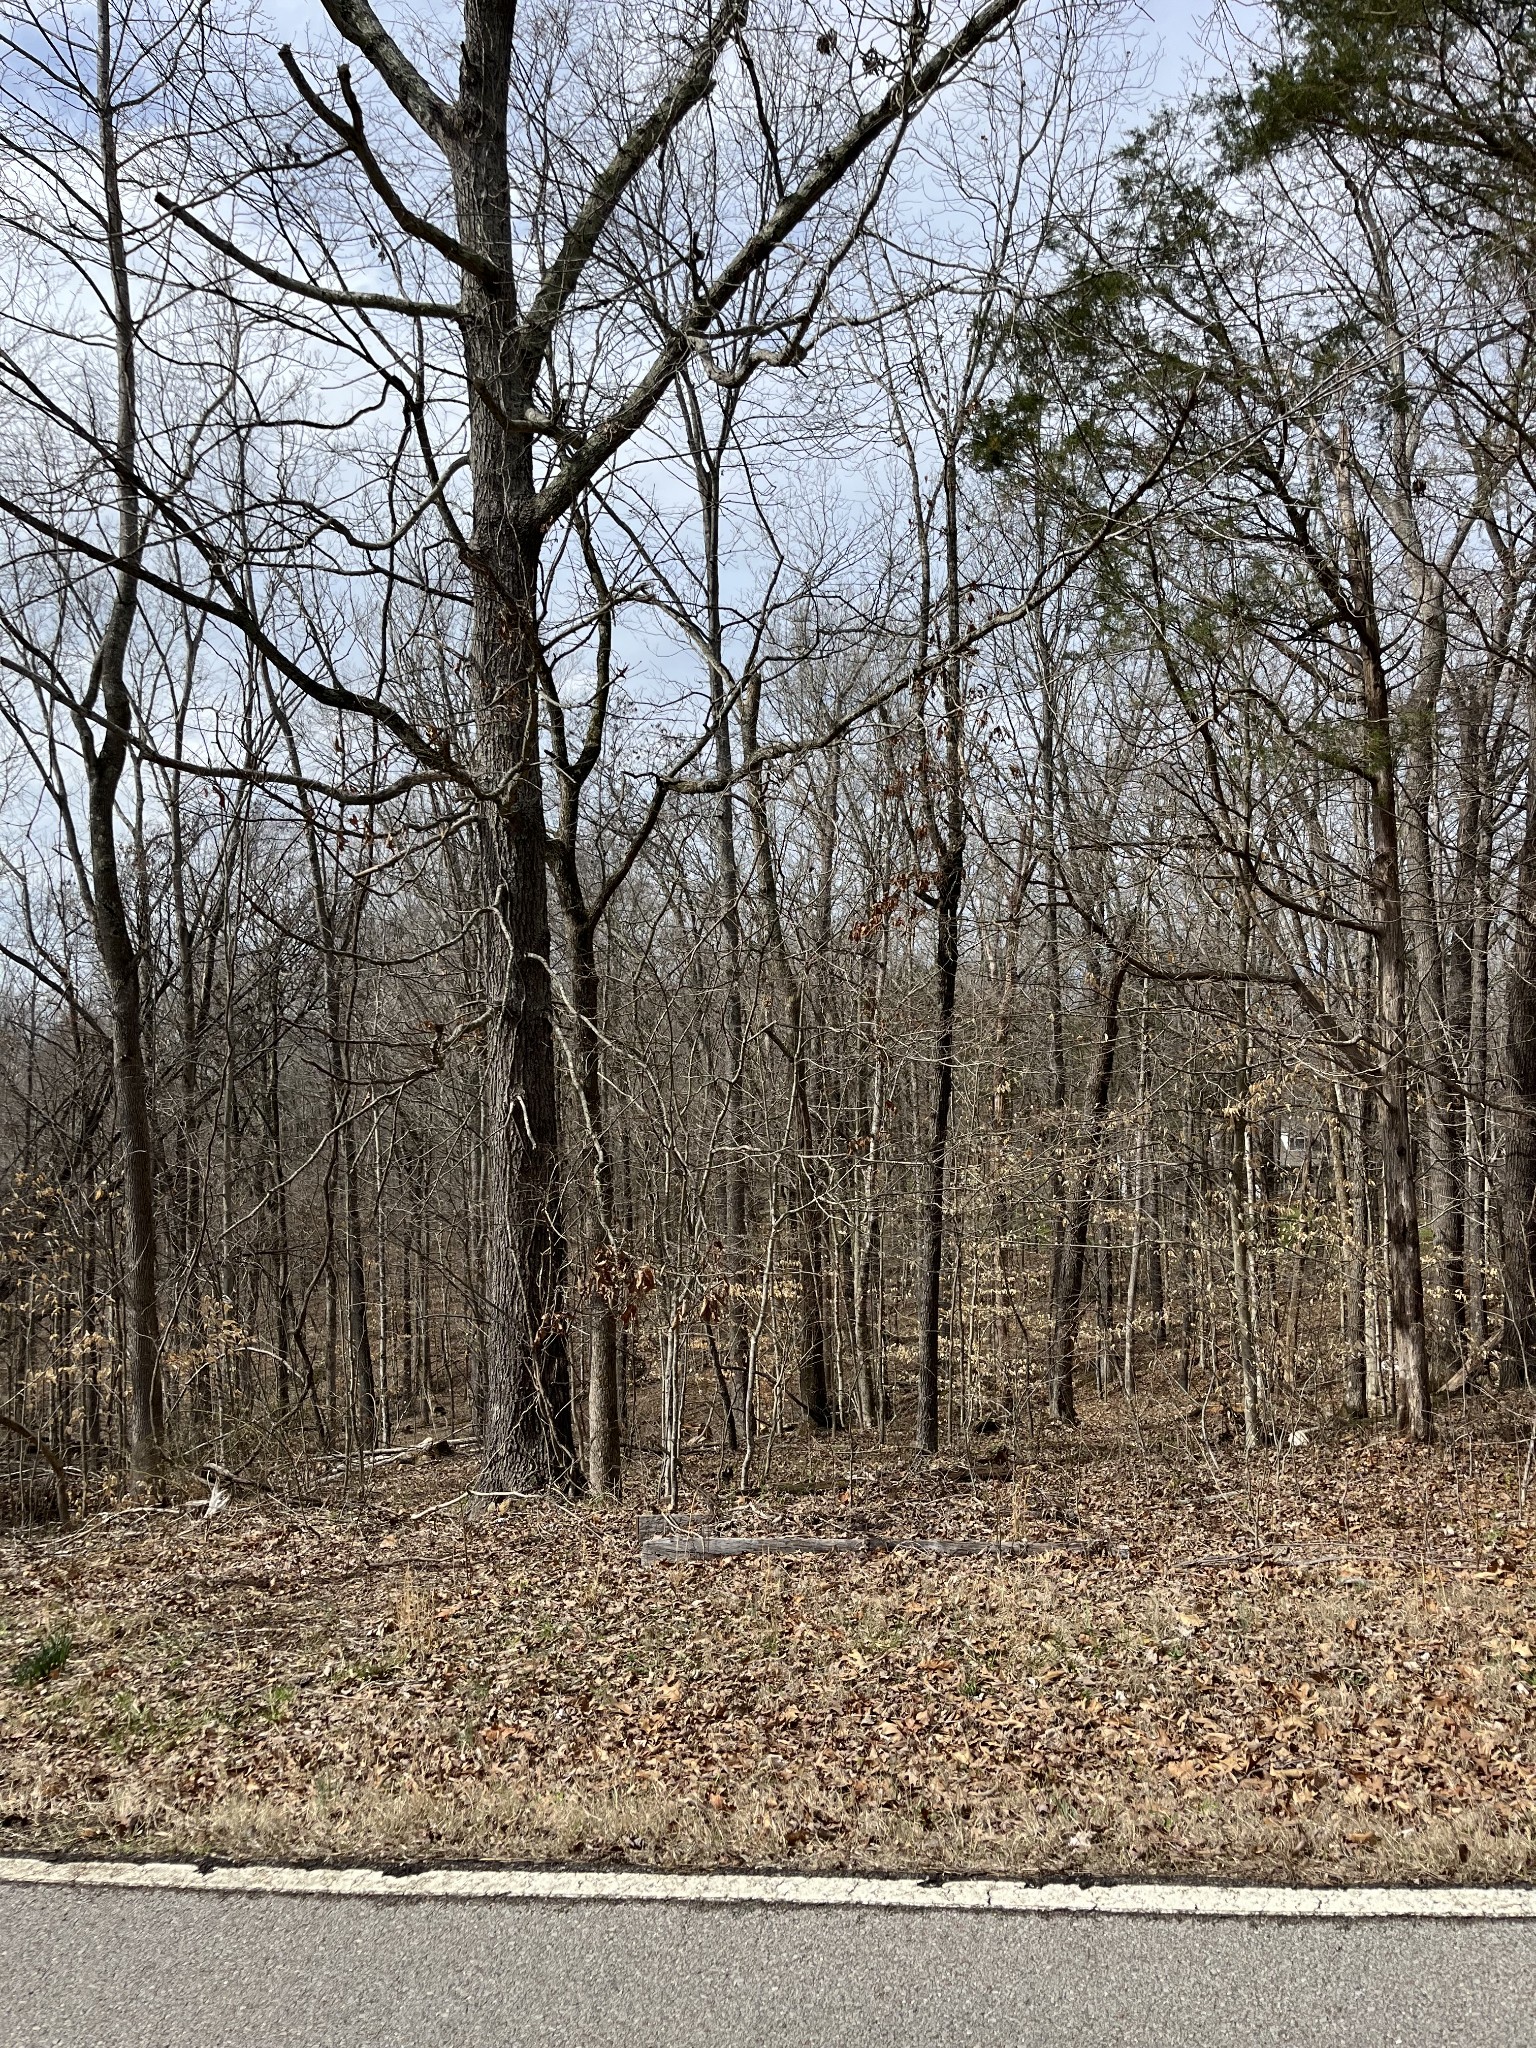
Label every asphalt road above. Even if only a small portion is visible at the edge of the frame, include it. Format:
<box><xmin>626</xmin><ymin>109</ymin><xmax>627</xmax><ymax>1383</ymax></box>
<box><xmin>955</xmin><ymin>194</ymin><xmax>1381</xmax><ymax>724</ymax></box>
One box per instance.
<box><xmin>4</xmin><ymin>1872</ymin><xmax>1533</xmax><ymax>2047</ymax></box>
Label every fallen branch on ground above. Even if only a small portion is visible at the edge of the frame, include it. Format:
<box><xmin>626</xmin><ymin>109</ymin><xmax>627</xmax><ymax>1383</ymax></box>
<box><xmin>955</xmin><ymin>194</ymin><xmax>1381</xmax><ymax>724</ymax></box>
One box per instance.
<box><xmin>639</xmin><ymin>1531</ymin><xmax>1105</xmax><ymax>1565</ymax></box>
<box><xmin>410</xmin><ymin>1492</ymin><xmax>471</xmax><ymax>1522</ymax></box>
<box><xmin>199</xmin><ymin>1464</ymin><xmax>322</xmax><ymax>1516</ymax></box>
<box><xmin>313</xmin><ymin>1436</ymin><xmax>474</xmax><ymax>1482</ymax></box>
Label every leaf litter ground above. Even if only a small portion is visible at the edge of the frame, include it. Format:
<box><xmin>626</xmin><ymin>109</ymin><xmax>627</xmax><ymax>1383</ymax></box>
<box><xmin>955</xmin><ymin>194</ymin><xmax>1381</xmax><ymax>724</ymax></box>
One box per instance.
<box><xmin>3</xmin><ymin>1396</ymin><xmax>1535</xmax><ymax>1885</ymax></box>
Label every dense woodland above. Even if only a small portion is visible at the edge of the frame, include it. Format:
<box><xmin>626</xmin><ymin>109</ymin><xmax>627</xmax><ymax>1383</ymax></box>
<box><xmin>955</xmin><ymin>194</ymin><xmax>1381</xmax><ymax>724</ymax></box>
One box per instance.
<box><xmin>2</xmin><ymin>0</ymin><xmax>1535</xmax><ymax>1514</ymax></box>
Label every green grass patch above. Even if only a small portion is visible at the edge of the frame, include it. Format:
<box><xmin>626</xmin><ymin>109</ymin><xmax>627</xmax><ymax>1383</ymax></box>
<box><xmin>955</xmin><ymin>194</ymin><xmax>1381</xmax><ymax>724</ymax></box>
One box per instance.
<box><xmin>11</xmin><ymin>1631</ymin><xmax>71</xmax><ymax>1687</ymax></box>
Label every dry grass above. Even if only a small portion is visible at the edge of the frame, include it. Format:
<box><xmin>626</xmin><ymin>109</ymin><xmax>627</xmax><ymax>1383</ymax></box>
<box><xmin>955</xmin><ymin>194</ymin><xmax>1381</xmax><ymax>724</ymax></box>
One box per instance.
<box><xmin>3</xmin><ymin>1392</ymin><xmax>1535</xmax><ymax>1885</ymax></box>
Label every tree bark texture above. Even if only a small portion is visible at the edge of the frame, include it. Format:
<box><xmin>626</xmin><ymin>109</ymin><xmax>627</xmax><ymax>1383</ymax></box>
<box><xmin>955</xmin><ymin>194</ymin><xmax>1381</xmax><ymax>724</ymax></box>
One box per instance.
<box><xmin>1048</xmin><ymin>958</ymin><xmax>1128</xmax><ymax>1424</ymax></box>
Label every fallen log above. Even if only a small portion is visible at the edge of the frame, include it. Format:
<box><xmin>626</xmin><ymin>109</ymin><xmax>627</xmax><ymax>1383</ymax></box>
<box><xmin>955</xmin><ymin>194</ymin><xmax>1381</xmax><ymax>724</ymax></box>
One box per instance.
<box><xmin>930</xmin><ymin>1456</ymin><xmax>1015</xmax><ymax>1484</ymax></box>
<box><xmin>314</xmin><ymin>1435</ymin><xmax>474</xmax><ymax>1482</ymax></box>
<box><xmin>898</xmin><ymin>1536</ymin><xmax>1103</xmax><ymax>1558</ymax></box>
<box><xmin>640</xmin><ymin>1531</ymin><xmax>1104</xmax><ymax>1566</ymax></box>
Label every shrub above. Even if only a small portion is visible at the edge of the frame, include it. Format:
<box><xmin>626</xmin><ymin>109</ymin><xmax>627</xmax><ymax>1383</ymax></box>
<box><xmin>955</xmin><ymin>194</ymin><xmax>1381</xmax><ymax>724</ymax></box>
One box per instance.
<box><xmin>11</xmin><ymin>1631</ymin><xmax>71</xmax><ymax>1687</ymax></box>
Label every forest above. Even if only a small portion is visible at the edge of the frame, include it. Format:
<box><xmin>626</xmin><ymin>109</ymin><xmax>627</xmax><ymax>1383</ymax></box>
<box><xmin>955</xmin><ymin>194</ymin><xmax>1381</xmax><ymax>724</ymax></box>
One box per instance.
<box><xmin>3</xmin><ymin>0</ymin><xmax>1534</xmax><ymax>1506</ymax></box>
<box><xmin>6</xmin><ymin>0</ymin><xmax>1536</xmax><ymax>1887</ymax></box>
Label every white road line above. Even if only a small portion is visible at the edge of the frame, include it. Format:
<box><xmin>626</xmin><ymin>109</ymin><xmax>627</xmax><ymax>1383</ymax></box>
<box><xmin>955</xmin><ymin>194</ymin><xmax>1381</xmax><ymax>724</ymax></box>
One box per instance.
<box><xmin>2</xmin><ymin>1856</ymin><xmax>1535</xmax><ymax>1919</ymax></box>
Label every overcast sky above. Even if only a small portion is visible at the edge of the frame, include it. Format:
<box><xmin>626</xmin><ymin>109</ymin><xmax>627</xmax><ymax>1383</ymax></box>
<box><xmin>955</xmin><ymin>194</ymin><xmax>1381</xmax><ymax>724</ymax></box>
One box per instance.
<box><xmin>259</xmin><ymin>0</ymin><xmax>1266</xmax><ymax>101</ymax></box>
<box><xmin>1140</xmin><ymin>0</ymin><xmax>1264</xmax><ymax>97</ymax></box>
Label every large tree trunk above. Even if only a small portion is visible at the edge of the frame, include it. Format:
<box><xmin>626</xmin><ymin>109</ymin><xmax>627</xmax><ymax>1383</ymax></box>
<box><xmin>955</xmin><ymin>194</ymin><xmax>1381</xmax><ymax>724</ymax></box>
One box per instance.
<box><xmin>853</xmin><ymin>934</ymin><xmax>889</xmax><ymax>1428</ymax></box>
<box><xmin>916</xmin><ymin>452</ymin><xmax>966</xmax><ymax>1455</ymax></box>
<box><xmin>715</xmin><ymin>779</ymin><xmax>751</xmax><ymax>1433</ymax></box>
<box><xmin>1366</xmin><ymin>269</ymin><xmax>1466</xmax><ymax>1375</ymax></box>
<box><xmin>1048</xmin><ymin>959</ymin><xmax>1128</xmax><ymax>1423</ymax></box>
<box><xmin>1041</xmin><ymin>681</ymin><xmax>1069</xmax><ymax>1406</ymax></box>
<box><xmin>1399</xmin><ymin>691</ymin><xmax>1465</xmax><ymax>1371</ymax></box>
<box><xmin>1366</xmin><ymin>733</ymin><xmax>1433</xmax><ymax>1439</ymax></box>
<box><xmin>1330</xmin><ymin>1088</ymin><xmax>1370</xmax><ymax>1419</ymax></box>
<box><xmin>1464</xmin><ymin>755</ymin><xmax>1494</xmax><ymax>1366</ymax></box>
<box><xmin>473</xmin><ymin>581</ymin><xmax>574</xmax><ymax>1491</ymax></box>
<box><xmin>542</xmin><ymin>529</ymin><xmax>625</xmax><ymax>1496</ymax></box>
<box><xmin>784</xmin><ymin>1024</ymin><xmax>833</xmax><ymax>1434</ymax></box>
<box><xmin>1337</xmin><ymin>453</ymin><xmax>1433</xmax><ymax>1440</ymax></box>
<box><xmin>916</xmin><ymin>830</ymin><xmax>963</xmax><ymax>1452</ymax></box>
<box><xmin>338</xmin><ymin>1112</ymin><xmax>377</xmax><ymax>1448</ymax></box>
<box><xmin>740</xmin><ymin>686</ymin><xmax>831</xmax><ymax>1435</ymax></box>
<box><xmin>81</xmin><ymin>0</ymin><xmax>162</xmax><ymax>1482</ymax></box>
<box><xmin>1229</xmin><ymin>911</ymin><xmax>1261</xmax><ymax>1449</ymax></box>
<box><xmin>94</xmin><ymin>821</ymin><xmax>163</xmax><ymax>1478</ymax></box>
<box><xmin>1377</xmin><ymin>1012</ymin><xmax>1431</xmax><ymax>1436</ymax></box>
<box><xmin>684</xmin><ymin>381</ymin><xmax>751</xmax><ymax>1443</ymax></box>
<box><xmin>449</xmin><ymin>40</ymin><xmax>573</xmax><ymax>1493</ymax></box>
<box><xmin>571</xmin><ymin>920</ymin><xmax>620</xmax><ymax>1493</ymax></box>
<box><xmin>1438</xmin><ymin>675</ymin><xmax>1488</xmax><ymax>1360</ymax></box>
<box><xmin>1501</xmin><ymin>685</ymin><xmax>1536</xmax><ymax>1387</ymax></box>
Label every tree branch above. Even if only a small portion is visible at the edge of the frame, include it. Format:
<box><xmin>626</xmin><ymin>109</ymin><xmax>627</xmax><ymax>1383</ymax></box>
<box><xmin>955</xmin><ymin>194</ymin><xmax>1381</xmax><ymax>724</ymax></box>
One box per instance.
<box><xmin>317</xmin><ymin>0</ymin><xmax>455</xmax><ymax>145</ymax></box>
<box><xmin>154</xmin><ymin>193</ymin><xmax>462</xmax><ymax>320</ymax></box>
